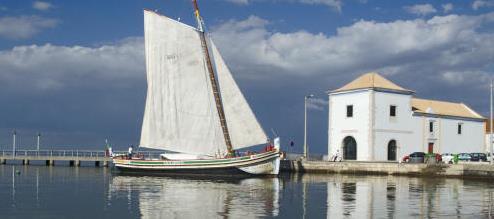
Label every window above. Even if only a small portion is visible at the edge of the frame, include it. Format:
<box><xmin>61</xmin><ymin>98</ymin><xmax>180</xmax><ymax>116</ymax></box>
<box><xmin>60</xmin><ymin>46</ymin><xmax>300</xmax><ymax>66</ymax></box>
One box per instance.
<box><xmin>390</xmin><ymin>105</ymin><xmax>396</xmax><ymax>117</ymax></box>
<box><xmin>429</xmin><ymin>121</ymin><xmax>434</xmax><ymax>133</ymax></box>
<box><xmin>346</xmin><ymin>105</ymin><xmax>353</xmax><ymax>118</ymax></box>
<box><xmin>458</xmin><ymin>123</ymin><xmax>462</xmax><ymax>134</ymax></box>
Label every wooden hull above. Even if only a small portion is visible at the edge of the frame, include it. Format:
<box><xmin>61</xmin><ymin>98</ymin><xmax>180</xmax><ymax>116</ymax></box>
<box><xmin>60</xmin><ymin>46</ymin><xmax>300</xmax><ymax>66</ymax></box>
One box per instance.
<box><xmin>113</xmin><ymin>150</ymin><xmax>281</xmax><ymax>176</ymax></box>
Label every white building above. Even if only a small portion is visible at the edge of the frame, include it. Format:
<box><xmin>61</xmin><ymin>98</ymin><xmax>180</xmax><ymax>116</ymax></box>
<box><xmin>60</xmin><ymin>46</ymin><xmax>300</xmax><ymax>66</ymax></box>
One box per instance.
<box><xmin>484</xmin><ymin>121</ymin><xmax>494</xmax><ymax>154</ymax></box>
<box><xmin>328</xmin><ymin>72</ymin><xmax>486</xmax><ymax>161</ymax></box>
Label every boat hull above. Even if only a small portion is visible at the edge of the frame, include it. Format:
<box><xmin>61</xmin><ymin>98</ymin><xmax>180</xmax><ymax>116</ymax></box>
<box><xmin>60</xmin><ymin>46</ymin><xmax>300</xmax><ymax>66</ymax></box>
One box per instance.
<box><xmin>113</xmin><ymin>150</ymin><xmax>281</xmax><ymax>176</ymax></box>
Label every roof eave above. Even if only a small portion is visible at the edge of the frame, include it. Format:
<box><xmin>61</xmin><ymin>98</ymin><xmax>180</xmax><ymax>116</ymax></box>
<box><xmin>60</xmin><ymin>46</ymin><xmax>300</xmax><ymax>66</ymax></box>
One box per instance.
<box><xmin>412</xmin><ymin>111</ymin><xmax>486</xmax><ymax>121</ymax></box>
<box><xmin>328</xmin><ymin>87</ymin><xmax>415</xmax><ymax>95</ymax></box>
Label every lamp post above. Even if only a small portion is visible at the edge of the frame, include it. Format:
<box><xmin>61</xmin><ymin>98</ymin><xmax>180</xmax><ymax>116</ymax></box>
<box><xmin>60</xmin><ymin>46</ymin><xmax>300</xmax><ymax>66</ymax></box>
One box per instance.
<box><xmin>490</xmin><ymin>79</ymin><xmax>493</xmax><ymax>164</ymax></box>
<box><xmin>37</xmin><ymin>132</ymin><xmax>41</xmax><ymax>151</ymax></box>
<box><xmin>304</xmin><ymin>94</ymin><xmax>314</xmax><ymax>159</ymax></box>
<box><xmin>12</xmin><ymin>129</ymin><xmax>16</xmax><ymax>159</ymax></box>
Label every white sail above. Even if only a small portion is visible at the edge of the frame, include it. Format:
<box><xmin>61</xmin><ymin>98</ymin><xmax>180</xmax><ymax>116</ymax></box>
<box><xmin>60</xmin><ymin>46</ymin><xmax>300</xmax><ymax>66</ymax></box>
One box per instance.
<box><xmin>140</xmin><ymin>10</ymin><xmax>267</xmax><ymax>155</ymax></box>
<box><xmin>210</xmin><ymin>41</ymin><xmax>268</xmax><ymax>149</ymax></box>
<box><xmin>140</xmin><ymin>10</ymin><xmax>225</xmax><ymax>155</ymax></box>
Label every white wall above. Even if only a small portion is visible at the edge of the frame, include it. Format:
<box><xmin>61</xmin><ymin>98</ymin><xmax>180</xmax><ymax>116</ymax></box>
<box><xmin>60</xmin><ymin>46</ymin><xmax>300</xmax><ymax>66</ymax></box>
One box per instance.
<box><xmin>328</xmin><ymin>90</ymin><xmax>370</xmax><ymax>160</ymax></box>
<box><xmin>372</xmin><ymin>92</ymin><xmax>418</xmax><ymax>161</ymax></box>
<box><xmin>328</xmin><ymin>89</ymin><xmax>485</xmax><ymax>161</ymax></box>
<box><xmin>411</xmin><ymin>115</ymin><xmax>485</xmax><ymax>154</ymax></box>
<box><xmin>438</xmin><ymin>118</ymin><xmax>484</xmax><ymax>153</ymax></box>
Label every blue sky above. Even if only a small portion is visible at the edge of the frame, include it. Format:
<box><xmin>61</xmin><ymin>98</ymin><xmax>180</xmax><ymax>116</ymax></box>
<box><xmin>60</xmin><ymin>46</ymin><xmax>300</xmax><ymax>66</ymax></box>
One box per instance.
<box><xmin>0</xmin><ymin>0</ymin><xmax>493</xmax><ymax>153</ymax></box>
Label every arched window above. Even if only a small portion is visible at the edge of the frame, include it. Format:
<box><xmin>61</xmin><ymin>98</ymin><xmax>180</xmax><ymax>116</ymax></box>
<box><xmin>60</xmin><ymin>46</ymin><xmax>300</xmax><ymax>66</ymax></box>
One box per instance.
<box><xmin>343</xmin><ymin>136</ymin><xmax>357</xmax><ymax>160</ymax></box>
<box><xmin>387</xmin><ymin>140</ymin><xmax>397</xmax><ymax>161</ymax></box>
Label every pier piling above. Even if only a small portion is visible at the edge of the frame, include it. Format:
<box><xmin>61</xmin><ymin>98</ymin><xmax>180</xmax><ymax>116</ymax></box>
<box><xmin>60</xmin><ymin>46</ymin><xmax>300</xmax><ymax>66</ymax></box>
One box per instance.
<box><xmin>46</xmin><ymin>160</ymin><xmax>54</xmax><ymax>166</ymax></box>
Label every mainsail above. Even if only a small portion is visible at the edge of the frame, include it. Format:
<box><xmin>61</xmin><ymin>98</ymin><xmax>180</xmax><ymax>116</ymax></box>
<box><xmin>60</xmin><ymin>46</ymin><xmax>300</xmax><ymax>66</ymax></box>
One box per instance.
<box><xmin>140</xmin><ymin>10</ymin><xmax>267</xmax><ymax>155</ymax></box>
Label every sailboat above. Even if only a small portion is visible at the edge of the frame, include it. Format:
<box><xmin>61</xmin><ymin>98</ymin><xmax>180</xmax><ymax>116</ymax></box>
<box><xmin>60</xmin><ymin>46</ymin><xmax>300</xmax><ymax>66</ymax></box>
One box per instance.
<box><xmin>113</xmin><ymin>1</ymin><xmax>281</xmax><ymax>175</ymax></box>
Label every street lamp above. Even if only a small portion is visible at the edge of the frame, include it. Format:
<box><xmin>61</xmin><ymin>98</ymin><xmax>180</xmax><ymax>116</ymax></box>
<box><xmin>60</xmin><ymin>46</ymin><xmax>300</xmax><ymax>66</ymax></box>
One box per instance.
<box><xmin>490</xmin><ymin>79</ymin><xmax>493</xmax><ymax>164</ymax></box>
<box><xmin>12</xmin><ymin>129</ymin><xmax>16</xmax><ymax>158</ymax></box>
<box><xmin>37</xmin><ymin>132</ymin><xmax>41</xmax><ymax>151</ymax></box>
<box><xmin>304</xmin><ymin>94</ymin><xmax>314</xmax><ymax>159</ymax></box>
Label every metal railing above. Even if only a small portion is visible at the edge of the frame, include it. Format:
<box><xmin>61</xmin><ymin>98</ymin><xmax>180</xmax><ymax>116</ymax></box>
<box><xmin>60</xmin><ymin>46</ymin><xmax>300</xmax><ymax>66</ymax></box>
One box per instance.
<box><xmin>0</xmin><ymin>150</ymin><xmax>164</xmax><ymax>159</ymax></box>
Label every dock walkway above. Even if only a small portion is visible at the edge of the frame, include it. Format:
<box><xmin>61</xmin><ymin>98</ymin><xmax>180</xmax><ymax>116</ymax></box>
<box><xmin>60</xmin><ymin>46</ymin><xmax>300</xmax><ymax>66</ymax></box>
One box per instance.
<box><xmin>0</xmin><ymin>150</ymin><xmax>115</xmax><ymax>167</ymax></box>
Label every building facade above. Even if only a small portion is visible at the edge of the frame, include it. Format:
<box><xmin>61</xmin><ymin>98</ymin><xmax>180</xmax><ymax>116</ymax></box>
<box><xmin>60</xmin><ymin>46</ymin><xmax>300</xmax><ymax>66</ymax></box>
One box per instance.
<box><xmin>328</xmin><ymin>73</ymin><xmax>485</xmax><ymax>161</ymax></box>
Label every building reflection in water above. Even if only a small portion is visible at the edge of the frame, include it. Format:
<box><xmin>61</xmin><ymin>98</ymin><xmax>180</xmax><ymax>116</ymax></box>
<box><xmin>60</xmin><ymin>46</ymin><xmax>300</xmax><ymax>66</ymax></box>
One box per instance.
<box><xmin>110</xmin><ymin>176</ymin><xmax>281</xmax><ymax>218</ymax></box>
<box><xmin>3</xmin><ymin>164</ymin><xmax>494</xmax><ymax>218</ymax></box>
<box><xmin>323</xmin><ymin>175</ymin><xmax>494</xmax><ymax>218</ymax></box>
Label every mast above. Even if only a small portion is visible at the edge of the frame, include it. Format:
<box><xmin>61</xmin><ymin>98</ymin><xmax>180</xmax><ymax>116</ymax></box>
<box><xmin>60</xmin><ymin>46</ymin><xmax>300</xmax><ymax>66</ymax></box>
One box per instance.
<box><xmin>192</xmin><ymin>0</ymin><xmax>234</xmax><ymax>154</ymax></box>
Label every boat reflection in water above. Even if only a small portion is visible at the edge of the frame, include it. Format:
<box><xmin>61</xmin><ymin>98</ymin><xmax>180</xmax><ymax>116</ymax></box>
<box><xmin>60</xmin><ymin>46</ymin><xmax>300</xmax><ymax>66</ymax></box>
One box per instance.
<box><xmin>2</xmin><ymin>165</ymin><xmax>494</xmax><ymax>217</ymax></box>
<box><xmin>110</xmin><ymin>176</ymin><xmax>281</xmax><ymax>218</ymax></box>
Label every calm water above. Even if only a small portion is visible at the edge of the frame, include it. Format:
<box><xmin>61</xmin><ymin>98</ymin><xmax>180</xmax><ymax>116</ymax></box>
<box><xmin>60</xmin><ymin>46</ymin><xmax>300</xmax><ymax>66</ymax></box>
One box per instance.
<box><xmin>1</xmin><ymin>164</ymin><xmax>494</xmax><ymax>218</ymax></box>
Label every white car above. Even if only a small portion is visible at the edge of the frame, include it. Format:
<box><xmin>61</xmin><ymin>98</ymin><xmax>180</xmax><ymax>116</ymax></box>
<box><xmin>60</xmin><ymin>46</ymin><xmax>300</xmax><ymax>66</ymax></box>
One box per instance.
<box><xmin>442</xmin><ymin>153</ymin><xmax>454</xmax><ymax>164</ymax></box>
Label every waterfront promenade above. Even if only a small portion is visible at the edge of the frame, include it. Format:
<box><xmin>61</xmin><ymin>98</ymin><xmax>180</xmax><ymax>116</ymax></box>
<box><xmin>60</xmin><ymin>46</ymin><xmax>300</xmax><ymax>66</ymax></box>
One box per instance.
<box><xmin>281</xmin><ymin>159</ymin><xmax>494</xmax><ymax>179</ymax></box>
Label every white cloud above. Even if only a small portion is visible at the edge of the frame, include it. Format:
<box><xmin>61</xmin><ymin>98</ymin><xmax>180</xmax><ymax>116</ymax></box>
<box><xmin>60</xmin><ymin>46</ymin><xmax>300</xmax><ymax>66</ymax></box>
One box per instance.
<box><xmin>472</xmin><ymin>0</ymin><xmax>494</xmax><ymax>10</ymax></box>
<box><xmin>299</xmin><ymin>0</ymin><xmax>342</xmax><ymax>12</ymax></box>
<box><xmin>441</xmin><ymin>71</ymin><xmax>490</xmax><ymax>85</ymax></box>
<box><xmin>33</xmin><ymin>1</ymin><xmax>53</xmax><ymax>11</ymax></box>
<box><xmin>0</xmin><ymin>38</ymin><xmax>144</xmax><ymax>91</ymax></box>
<box><xmin>442</xmin><ymin>3</ymin><xmax>453</xmax><ymax>13</ymax></box>
<box><xmin>307</xmin><ymin>97</ymin><xmax>328</xmax><ymax>110</ymax></box>
<box><xmin>0</xmin><ymin>16</ymin><xmax>58</xmax><ymax>39</ymax></box>
<box><xmin>224</xmin><ymin>0</ymin><xmax>250</xmax><ymax>5</ymax></box>
<box><xmin>211</xmin><ymin>12</ymin><xmax>494</xmax><ymax>89</ymax></box>
<box><xmin>221</xmin><ymin>0</ymin><xmax>342</xmax><ymax>11</ymax></box>
<box><xmin>404</xmin><ymin>4</ymin><xmax>437</xmax><ymax>16</ymax></box>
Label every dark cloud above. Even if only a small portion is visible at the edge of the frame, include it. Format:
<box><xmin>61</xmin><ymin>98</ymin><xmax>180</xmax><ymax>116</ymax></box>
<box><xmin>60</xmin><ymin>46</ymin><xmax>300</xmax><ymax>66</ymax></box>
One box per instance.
<box><xmin>210</xmin><ymin>12</ymin><xmax>494</xmax><ymax>153</ymax></box>
<box><xmin>0</xmin><ymin>16</ymin><xmax>58</xmax><ymax>39</ymax></box>
<box><xmin>1</xmin><ymin>12</ymin><xmax>493</xmax><ymax>154</ymax></box>
<box><xmin>0</xmin><ymin>38</ymin><xmax>145</xmax><ymax>149</ymax></box>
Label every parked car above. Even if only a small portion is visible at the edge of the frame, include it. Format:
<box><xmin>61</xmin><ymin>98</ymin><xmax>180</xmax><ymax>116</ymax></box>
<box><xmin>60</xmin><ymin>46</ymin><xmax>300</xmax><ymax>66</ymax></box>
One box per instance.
<box><xmin>410</xmin><ymin>152</ymin><xmax>426</xmax><ymax>157</ymax></box>
<box><xmin>487</xmin><ymin>153</ymin><xmax>493</xmax><ymax>161</ymax></box>
<box><xmin>479</xmin><ymin>153</ymin><xmax>487</xmax><ymax>162</ymax></box>
<box><xmin>442</xmin><ymin>153</ymin><xmax>455</xmax><ymax>164</ymax></box>
<box><xmin>402</xmin><ymin>155</ymin><xmax>409</xmax><ymax>162</ymax></box>
<box><xmin>403</xmin><ymin>152</ymin><xmax>426</xmax><ymax>163</ymax></box>
<box><xmin>458</xmin><ymin>153</ymin><xmax>472</xmax><ymax>161</ymax></box>
<box><xmin>470</xmin><ymin>153</ymin><xmax>487</xmax><ymax>162</ymax></box>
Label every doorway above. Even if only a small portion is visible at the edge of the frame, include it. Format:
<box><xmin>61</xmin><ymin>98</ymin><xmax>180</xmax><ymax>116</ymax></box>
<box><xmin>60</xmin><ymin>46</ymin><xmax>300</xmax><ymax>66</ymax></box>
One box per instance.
<box><xmin>428</xmin><ymin>143</ymin><xmax>434</xmax><ymax>153</ymax></box>
<box><xmin>387</xmin><ymin>140</ymin><xmax>397</xmax><ymax>161</ymax></box>
<box><xmin>343</xmin><ymin>136</ymin><xmax>357</xmax><ymax>160</ymax></box>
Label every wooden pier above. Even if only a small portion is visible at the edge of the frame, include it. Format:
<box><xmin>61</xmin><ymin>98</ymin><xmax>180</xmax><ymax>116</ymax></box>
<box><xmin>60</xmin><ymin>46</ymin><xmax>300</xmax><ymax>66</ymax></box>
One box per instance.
<box><xmin>0</xmin><ymin>150</ymin><xmax>113</xmax><ymax>167</ymax></box>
